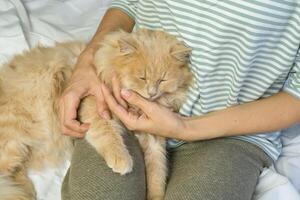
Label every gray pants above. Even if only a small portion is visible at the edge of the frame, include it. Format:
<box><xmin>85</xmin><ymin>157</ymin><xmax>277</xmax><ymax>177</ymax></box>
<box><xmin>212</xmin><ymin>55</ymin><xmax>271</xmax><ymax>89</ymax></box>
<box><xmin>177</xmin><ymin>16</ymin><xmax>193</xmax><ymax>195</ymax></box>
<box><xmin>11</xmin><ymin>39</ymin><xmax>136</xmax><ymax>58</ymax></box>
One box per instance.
<box><xmin>61</xmin><ymin>134</ymin><xmax>272</xmax><ymax>200</ymax></box>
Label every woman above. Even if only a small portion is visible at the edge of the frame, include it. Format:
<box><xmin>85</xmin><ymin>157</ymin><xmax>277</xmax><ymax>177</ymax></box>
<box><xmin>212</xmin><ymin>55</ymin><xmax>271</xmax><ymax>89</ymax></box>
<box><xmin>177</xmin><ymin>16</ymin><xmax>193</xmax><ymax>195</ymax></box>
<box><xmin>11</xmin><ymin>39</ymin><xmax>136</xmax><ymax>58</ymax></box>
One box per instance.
<box><xmin>60</xmin><ymin>1</ymin><xmax>300</xmax><ymax>199</ymax></box>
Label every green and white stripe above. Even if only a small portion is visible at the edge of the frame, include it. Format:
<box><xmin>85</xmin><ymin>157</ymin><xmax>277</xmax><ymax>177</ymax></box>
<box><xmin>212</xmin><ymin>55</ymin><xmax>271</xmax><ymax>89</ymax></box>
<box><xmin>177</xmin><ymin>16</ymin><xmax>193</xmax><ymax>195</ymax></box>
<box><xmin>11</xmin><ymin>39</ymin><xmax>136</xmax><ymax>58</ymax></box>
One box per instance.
<box><xmin>111</xmin><ymin>0</ymin><xmax>300</xmax><ymax>161</ymax></box>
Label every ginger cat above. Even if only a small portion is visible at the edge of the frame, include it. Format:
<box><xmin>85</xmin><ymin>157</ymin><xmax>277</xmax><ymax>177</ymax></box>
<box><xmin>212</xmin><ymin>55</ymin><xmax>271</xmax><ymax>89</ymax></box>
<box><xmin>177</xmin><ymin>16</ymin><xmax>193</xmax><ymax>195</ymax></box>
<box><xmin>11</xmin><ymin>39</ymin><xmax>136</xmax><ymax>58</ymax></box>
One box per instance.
<box><xmin>0</xmin><ymin>29</ymin><xmax>193</xmax><ymax>200</ymax></box>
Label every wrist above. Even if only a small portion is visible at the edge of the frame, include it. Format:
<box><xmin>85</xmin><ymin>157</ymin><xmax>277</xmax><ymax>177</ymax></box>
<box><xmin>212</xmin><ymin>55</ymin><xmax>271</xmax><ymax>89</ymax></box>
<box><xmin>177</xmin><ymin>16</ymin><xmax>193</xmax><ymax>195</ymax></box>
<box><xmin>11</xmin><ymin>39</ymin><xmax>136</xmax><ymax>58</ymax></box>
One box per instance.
<box><xmin>169</xmin><ymin>115</ymin><xmax>190</xmax><ymax>141</ymax></box>
<box><xmin>80</xmin><ymin>48</ymin><xmax>95</xmax><ymax>61</ymax></box>
<box><xmin>84</xmin><ymin>43</ymin><xmax>100</xmax><ymax>55</ymax></box>
<box><xmin>73</xmin><ymin>50</ymin><xmax>95</xmax><ymax>72</ymax></box>
<box><xmin>71</xmin><ymin>59</ymin><xmax>97</xmax><ymax>84</ymax></box>
<box><xmin>179</xmin><ymin>114</ymin><xmax>225</xmax><ymax>141</ymax></box>
<box><xmin>179</xmin><ymin>117</ymin><xmax>195</xmax><ymax>141</ymax></box>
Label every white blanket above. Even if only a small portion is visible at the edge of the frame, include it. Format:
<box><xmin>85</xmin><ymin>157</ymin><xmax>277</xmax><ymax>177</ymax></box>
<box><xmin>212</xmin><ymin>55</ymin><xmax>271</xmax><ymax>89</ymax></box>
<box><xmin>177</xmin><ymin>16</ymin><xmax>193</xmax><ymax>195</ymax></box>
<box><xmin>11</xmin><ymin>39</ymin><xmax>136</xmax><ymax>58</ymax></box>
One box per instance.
<box><xmin>0</xmin><ymin>1</ymin><xmax>299</xmax><ymax>200</ymax></box>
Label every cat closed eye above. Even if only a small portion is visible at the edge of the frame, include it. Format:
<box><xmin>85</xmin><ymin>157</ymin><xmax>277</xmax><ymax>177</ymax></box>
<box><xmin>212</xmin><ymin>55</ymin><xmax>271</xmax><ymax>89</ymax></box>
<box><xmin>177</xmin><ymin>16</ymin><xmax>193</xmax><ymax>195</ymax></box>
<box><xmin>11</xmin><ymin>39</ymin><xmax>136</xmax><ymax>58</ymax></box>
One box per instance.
<box><xmin>140</xmin><ymin>77</ymin><xmax>146</xmax><ymax>81</ymax></box>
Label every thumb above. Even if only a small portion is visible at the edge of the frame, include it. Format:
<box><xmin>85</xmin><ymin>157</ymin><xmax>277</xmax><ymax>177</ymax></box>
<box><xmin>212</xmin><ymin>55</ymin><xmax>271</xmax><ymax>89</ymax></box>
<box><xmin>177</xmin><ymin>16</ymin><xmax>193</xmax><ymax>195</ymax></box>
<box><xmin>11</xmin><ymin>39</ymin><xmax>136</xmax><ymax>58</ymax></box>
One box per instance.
<box><xmin>121</xmin><ymin>89</ymin><xmax>157</xmax><ymax>115</ymax></box>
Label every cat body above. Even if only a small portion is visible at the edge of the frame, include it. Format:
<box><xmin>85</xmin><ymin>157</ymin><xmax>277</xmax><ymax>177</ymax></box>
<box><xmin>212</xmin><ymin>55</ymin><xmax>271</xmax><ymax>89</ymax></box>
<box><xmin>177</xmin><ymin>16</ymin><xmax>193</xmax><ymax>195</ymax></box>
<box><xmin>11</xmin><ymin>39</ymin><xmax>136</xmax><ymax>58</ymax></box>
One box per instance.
<box><xmin>0</xmin><ymin>42</ymin><xmax>82</xmax><ymax>200</ymax></box>
<box><xmin>0</xmin><ymin>29</ymin><xmax>193</xmax><ymax>200</ymax></box>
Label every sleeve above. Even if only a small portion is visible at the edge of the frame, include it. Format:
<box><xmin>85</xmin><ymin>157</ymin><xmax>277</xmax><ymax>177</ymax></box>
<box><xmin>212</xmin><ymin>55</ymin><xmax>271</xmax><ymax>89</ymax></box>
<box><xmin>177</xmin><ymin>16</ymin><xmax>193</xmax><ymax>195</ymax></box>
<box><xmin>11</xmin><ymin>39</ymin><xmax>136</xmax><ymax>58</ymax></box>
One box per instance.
<box><xmin>110</xmin><ymin>0</ymin><xmax>139</xmax><ymax>20</ymax></box>
<box><xmin>283</xmin><ymin>46</ymin><xmax>300</xmax><ymax>99</ymax></box>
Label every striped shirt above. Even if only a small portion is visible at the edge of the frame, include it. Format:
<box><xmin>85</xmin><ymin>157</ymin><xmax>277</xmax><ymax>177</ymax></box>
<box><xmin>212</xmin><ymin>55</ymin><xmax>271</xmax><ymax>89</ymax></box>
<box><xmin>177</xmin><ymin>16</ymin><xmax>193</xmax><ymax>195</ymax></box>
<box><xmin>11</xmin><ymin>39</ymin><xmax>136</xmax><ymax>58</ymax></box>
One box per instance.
<box><xmin>110</xmin><ymin>0</ymin><xmax>300</xmax><ymax>161</ymax></box>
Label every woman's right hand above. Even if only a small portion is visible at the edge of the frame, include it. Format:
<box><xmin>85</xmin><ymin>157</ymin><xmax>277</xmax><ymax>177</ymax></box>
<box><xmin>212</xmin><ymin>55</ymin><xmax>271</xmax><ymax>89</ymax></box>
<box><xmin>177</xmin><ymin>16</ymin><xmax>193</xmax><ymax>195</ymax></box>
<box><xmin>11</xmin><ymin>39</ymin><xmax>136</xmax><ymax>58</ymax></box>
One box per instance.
<box><xmin>59</xmin><ymin>50</ymin><xmax>110</xmax><ymax>138</ymax></box>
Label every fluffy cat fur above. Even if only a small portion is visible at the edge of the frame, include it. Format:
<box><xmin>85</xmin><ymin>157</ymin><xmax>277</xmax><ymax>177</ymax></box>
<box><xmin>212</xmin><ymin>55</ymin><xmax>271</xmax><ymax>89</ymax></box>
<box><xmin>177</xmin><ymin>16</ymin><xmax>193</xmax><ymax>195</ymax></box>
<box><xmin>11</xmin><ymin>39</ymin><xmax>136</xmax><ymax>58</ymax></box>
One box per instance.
<box><xmin>0</xmin><ymin>29</ymin><xmax>193</xmax><ymax>200</ymax></box>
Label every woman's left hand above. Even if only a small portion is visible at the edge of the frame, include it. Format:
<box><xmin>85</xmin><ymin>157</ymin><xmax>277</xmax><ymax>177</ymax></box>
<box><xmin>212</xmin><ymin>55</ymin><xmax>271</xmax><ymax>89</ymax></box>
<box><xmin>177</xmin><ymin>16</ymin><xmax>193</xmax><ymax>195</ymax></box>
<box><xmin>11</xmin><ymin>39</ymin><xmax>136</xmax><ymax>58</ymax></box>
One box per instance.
<box><xmin>101</xmin><ymin>83</ymin><xmax>186</xmax><ymax>139</ymax></box>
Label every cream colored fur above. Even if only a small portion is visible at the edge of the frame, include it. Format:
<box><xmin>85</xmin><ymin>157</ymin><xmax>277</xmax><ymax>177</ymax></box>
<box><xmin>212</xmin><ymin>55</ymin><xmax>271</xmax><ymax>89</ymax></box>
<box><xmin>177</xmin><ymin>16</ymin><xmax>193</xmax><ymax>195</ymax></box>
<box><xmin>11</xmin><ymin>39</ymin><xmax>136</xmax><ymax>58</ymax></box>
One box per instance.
<box><xmin>0</xmin><ymin>29</ymin><xmax>193</xmax><ymax>200</ymax></box>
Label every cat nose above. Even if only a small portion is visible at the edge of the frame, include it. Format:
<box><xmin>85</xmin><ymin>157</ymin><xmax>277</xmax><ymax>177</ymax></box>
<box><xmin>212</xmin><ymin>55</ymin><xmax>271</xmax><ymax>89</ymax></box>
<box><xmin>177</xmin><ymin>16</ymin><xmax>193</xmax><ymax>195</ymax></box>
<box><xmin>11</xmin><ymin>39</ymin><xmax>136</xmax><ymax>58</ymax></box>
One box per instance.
<box><xmin>147</xmin><ymin>87</ymin><xmax>157</xmax><ymax>98</ymax></box>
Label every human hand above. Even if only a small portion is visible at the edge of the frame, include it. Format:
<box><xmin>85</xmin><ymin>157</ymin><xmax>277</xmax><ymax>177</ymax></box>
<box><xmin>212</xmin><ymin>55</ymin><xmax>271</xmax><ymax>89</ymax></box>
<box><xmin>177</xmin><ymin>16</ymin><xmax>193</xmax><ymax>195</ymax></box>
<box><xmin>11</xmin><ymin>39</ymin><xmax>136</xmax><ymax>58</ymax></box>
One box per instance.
<box><xmin>60</xmin><ymin>52</ymin><xmax>109</xmax><ymax>138</ymax></box>
<box><xmin>101</xmin><ymin>83</ymin><xmax>186</xmax><ymax>139</ymax></box>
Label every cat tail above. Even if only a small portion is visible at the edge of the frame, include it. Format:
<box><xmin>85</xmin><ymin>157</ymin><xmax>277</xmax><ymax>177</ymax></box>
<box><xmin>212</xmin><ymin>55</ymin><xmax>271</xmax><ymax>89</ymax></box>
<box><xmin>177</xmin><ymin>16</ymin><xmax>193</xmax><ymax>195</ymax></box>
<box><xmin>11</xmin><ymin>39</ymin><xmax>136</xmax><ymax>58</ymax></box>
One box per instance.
<box><xmin>0</xmin><ymin>174</ymin><xmax>29</xmax><ymax>200</ymax></box>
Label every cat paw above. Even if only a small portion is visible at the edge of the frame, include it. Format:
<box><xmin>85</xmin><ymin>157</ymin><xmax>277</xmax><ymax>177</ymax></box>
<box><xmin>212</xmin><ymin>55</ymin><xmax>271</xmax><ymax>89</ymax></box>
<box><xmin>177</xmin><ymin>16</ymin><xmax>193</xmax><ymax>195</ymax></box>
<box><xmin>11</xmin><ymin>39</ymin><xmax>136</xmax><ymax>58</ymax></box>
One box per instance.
<box><xmin>104</xmin><ymin>148</ymin><xmax>133</xmax><ymax>175</ymax></box>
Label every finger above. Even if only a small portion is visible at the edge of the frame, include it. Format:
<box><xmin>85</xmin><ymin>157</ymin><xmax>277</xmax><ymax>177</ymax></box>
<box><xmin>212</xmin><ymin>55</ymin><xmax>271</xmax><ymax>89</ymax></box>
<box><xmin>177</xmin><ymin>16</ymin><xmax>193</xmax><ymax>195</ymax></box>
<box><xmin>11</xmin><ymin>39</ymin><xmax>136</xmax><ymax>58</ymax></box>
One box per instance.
<box><xmin>93</xmin><ymin>85</ymin><xmax>111</xmax><ymax>119</ymax></box>
<box><xmin>60</xmin><ymin>101</ymin><xmax>86</xmax><ymax>137</ymax></box>
<box><xmin>62</xmin><ymin>127</ymin><xmax>86</xmax><ymax>138</ymax></box>
<box><xmin>112</xmin><ymin>75</ymin><xmax>128</xmax><ymax>109</ymax></box>
<box><xmin>102</xmin><ymin>84</ymin><xmax>137</xmax><ymax>124</ymax></box>
<box><xmin>102</xmin><ymin>84</ymin><xmax>153</xmax><ymax>131</ymax></box>
<box><xmin>64</xmin><ymin>119</ymin><xmax>89</xmax><ymax>133</ymax></box>
<box><xmin>121</xmin><ymin>89</ymin><xmax>157</xmax><ymax>115</ymax></box>
<box><xmin>127</xmin><ymin>107</ymin><xmax>151</xmax><ymax>131</ymax></box>
<box><xmin>63</xmin><ymin>93</ymin><xmax>89</xmax><ymax>133</ymax></box>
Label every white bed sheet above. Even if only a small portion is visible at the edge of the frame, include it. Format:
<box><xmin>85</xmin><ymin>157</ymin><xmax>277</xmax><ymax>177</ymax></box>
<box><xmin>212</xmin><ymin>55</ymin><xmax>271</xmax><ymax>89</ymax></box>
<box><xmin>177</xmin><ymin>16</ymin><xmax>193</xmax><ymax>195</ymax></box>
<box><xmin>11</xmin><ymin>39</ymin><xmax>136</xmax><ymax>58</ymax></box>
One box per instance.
<box><xmin>0</xmin><ymin>1</ymin><xmax>299</xmax><ymax>200</ymax></box>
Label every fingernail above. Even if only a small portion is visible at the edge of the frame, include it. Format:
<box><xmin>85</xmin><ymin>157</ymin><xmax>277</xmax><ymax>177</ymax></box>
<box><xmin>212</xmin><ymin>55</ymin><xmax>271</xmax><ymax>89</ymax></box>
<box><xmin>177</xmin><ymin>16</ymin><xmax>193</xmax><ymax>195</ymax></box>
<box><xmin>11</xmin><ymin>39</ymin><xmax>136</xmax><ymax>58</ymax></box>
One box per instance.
<box><xmin>121</xmin><ymin>89</ymin><xmax>131</xmax><ymax>98</ymax></box>
<box><xmin>101</xmin><ymin>111</ymin><xmax>111</xmax><ymax>120</ymax></box>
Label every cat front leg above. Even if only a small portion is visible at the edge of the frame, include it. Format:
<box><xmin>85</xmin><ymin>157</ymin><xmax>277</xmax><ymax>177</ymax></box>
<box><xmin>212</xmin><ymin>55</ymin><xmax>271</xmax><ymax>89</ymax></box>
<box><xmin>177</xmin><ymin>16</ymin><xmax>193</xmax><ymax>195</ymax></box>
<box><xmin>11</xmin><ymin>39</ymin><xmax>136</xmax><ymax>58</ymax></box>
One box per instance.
<box><xmin>79</xmin><ymin>96</ymin><xmax>133</xmax><ymax>175</ymax></box>
<box><xmin>85</xmin><ymin>118</ymin><xmax>133</xmax><ymax>175</ymax></box>
<box><xmin>136</xmin><ymin>133</ymin><xmax>167</xmax><ymax>200</ymax></box>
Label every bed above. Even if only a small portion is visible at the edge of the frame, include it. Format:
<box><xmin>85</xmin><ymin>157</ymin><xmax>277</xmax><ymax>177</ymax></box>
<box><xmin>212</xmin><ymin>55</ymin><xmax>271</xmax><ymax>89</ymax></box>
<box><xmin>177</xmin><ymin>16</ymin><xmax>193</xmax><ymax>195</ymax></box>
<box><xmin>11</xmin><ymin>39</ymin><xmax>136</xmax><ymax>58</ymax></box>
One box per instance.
<box><xmin>0</xmin><ymin>0</ymin><xmax>299</xmax><ymax>199</ymax></box>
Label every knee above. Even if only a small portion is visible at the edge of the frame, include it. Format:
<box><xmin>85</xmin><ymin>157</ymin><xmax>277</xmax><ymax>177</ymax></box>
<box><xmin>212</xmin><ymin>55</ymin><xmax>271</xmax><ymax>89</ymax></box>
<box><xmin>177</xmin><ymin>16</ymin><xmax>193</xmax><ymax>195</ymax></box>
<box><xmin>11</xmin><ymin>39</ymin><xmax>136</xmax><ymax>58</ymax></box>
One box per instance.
<box><xmin>62</xmin><ymin>135</ymin><xmax>146</xmax><ymax>200</ymax></box>
<box><xmin>163</xmin><ymin>139</ymin><xmax>267</xmax><ymax>200</ymax></box>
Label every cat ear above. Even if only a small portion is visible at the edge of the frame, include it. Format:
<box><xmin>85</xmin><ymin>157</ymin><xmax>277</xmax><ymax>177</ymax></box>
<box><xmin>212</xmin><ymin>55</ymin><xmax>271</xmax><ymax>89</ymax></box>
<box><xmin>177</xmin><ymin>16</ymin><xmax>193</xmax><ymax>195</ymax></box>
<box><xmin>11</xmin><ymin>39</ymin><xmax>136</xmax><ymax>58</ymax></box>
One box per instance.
<box><xmin>118</xmin><ymin>37</ymin><xmax>138</xmax><ymax>55</ymax></box>
<box><xmin>171</xmin><ymin>44</ymin><xmax>192</xmax><ymax>62</ymax></box>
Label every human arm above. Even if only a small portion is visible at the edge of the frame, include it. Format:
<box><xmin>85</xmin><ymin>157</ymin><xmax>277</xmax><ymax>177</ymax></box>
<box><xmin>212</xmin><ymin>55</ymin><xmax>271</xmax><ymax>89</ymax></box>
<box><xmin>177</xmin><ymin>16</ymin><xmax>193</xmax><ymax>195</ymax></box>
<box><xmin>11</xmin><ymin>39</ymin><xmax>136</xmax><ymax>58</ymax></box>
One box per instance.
<box><xmin>60</xmin><ymin>8</ymin><xmax>135</xmax><ymax>137</ymax></box>
<box><xmin>181</xmin><ymin>91</ymin><xmax>300</xmax><ymax>141</ymax></box>
<box><xmin>83</xmin><ymin>8</ymin><xmax>135</xmax><ymax>55</ymax></box>
<box><xmin>102</xmin><ymin>84</ymin><xmax>300</xmax><ymax>141</ymax></box>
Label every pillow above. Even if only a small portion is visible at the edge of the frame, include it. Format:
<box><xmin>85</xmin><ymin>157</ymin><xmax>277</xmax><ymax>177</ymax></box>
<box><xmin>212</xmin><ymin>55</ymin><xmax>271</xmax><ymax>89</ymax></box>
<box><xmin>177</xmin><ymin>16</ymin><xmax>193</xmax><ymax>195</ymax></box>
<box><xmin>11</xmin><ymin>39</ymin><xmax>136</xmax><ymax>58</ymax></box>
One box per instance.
<box><xmin>275</xmin><ymin>123</ymin><xmax>300</xmax><ymax>192</ymax></box>
<box><xmin>254</xmin><ymin>167</ymin><xmax>300</xmax><ymax>200</ymax></box>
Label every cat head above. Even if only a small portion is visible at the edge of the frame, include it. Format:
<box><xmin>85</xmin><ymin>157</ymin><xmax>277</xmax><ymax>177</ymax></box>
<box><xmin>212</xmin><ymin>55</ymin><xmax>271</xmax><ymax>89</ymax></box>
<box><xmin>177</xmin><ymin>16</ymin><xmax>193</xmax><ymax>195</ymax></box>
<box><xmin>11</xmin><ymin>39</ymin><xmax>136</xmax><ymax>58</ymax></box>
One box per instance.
<box><xmin>94</xmin><ymin>29</ymin><xmax>193</xmax><ymax>100</ymax></box>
